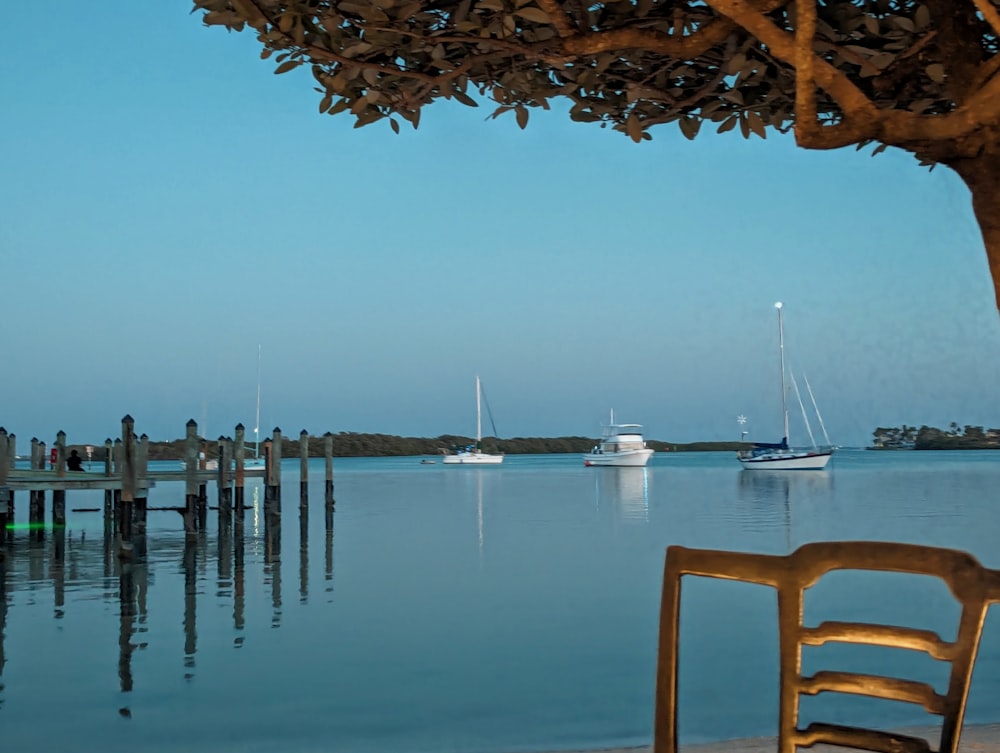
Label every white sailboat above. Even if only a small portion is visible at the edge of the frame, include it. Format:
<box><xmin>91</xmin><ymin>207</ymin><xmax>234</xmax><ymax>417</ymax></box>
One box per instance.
<box><xmin>245</xmin><ymin>344</ymin><xmax>266</xmax><ymax>470</ymax></box>
<box><xmin>443</xmin><ymin>375</ymin><xmax>504</xmax><ymax>465</ymax></box>
<box><xmin>737</xmin><ymin>302</ymin><xmax>834</xmax><ymax>471</ymax></box>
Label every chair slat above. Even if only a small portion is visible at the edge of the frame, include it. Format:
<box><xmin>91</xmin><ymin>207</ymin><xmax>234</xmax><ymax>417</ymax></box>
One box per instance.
<box><xmin>800</xmin><ymin>621</ymin><xmax>955</xmax><ymax>660</ymax></box>
<box><xmin>794</xmin><ymin>722</ymin><xmax>934</xmax><ymax>753</ymax></box>
<box><xmin>799</xmin><ymin>670</ymin><xmax>946</xmax><ymax>714</ymax></box>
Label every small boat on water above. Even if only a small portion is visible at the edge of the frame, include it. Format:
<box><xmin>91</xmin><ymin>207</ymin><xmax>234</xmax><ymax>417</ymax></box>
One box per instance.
<box><xmin>443</xmin><ymin>375</ymin><xmax>504</xmax><ymax>465</ymax></box>
<box><xmin>420</xmin><ymin>459</ymin><xmax>436</xmax><ymax>465</ymax></box>
<box><xmin>584</xmin><ymin>411</ymin><xmax>655</xmax><ymax>467</ymax></box>
<box><xmin>737</xmin><ymin>302</ymin><xmax>834</xmax><ymax>471</ymax></box>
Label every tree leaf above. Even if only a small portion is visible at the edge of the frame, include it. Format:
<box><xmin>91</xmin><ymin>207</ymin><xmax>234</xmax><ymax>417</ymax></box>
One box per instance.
<box><xmin>390</xmin><ymin>117</ymin><xmax>400</xmax><ymax>134</ymax></box>
<box><xmin>746</xmin><ymin>111</ymin><xmax>767</xmax><ymax>139</ymax></box>
<box><xmin>915</xmin><ymin>4</ymin><xmax>931</xmax><ymax>29</ymax></box>
<box><xmin>515</xmin><ymin>105</ymin><xmax>529</xmax><ymax>129</ymax></box>
<box><xmin>274</xmin><ymin>60</ymin><xmax>301</xmax><ymax>75</ymax></box>
<box><xmin>678</xmin><ymin>117</ymin><xmax>701</xmax><ymax>140</ymax></box>
<box><xmin>717</xmin><ymin>115</ymin><xmax>738</xmax><ymax>133</ymax></box>
<box><xmin>925</xmin><ymin>63</ymin><xmax>946</xmax><ymax>84</ymax></box>
<box><xmin>626</xmin><ymin>113</ymin><xmax>643</xmax><ymax>143</ymax></box>
<box><xmin>453</xmin><ymin>90</ymin><xmax>479</xmax><ymax>107</ymax></box>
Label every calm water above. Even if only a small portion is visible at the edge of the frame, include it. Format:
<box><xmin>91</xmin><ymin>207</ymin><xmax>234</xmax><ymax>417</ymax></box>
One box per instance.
<box><xmin>2</xmin><ymin>450</ymin><xmax>1000</xmax><ymax>752</ymax></box>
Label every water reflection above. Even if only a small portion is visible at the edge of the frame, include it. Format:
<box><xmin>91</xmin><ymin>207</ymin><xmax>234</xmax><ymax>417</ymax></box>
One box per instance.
<box><xmin>594</xmin><ymin>467</ymin><xmax>650</xmax><ymax>523</ymax></box>
<box><xmin>183</xmin><ymin>538</ymin><xmax>198</xmax><ymax>676</ymax></box>
<box><xmin>477</xmin><ymin>470</ymin><xmax>485</xmax><ymax>559</ymax></box>
<box><xmin>0</xmin><ymin>559</ymin><xmax>6</xmax><ymax>709</ymax></box>
<box><xmin>735</xmin><ymin>469</ymin><xmax>834</xmax><ymax>548</ymax></box>
<box><xmin>118</xmin><ymin>562</ymin><xmax>148</xmax><ymax>693</ymax></box>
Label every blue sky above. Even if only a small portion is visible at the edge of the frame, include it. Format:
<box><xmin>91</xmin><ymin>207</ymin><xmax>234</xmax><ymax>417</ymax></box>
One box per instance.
<box><xmin>3</xmin><ymin>2</ymin><xmax>999</xmax><ymax>448</ymax></box>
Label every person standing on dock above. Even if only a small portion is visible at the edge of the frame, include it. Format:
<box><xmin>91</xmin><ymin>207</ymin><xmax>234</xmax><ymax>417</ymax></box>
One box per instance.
<box><xmin>67</xmin><ymin>449</ymin><xmax>85</xmax><ymax>472</ymax></box>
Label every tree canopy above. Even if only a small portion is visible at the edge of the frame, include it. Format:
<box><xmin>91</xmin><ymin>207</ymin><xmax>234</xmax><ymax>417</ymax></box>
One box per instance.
<box><xmin>193</xmin><ymin>0</ymin><xmax>1000</xmax><ymax>308</ymax></box>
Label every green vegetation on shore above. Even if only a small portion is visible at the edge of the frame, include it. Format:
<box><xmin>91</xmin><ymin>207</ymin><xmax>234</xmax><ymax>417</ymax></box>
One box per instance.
<box><xmin>61</xmin><ymin>434</ymin><xmax>746</xmax><ymax>461</ymax></box>
<box><xmin>55</xmin><ymin>422</ymin><xmax>999</xmax><ymax>462</ymax></box>
<box><xmin>872</xmin><ymin>424</ymin><xmax>1000</xmax><ymax>450</ymax></box>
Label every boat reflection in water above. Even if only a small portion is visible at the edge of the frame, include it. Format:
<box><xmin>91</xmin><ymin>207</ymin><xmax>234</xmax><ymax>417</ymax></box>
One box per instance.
<box><xmin>736</xmin><ymin>468</ymin><xmax>834</xmax><ymax>547</ymax></box>
<box><xmin>594</xmin><ymin>466</ymin><xmax>650</xmax><ymax>523</ymax></box>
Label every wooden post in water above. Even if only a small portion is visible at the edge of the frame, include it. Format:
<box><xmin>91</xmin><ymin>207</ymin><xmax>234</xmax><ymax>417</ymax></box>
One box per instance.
<box><xmin>103</xmin><ymin>438</ymin><xmax>113</xmax><ymax>533</ymax></box>
<box><xmin>119</xmin><ymin>415</ymin><xmax>136</xmax><ymax>559</ymax></box>
<box><xmin>233</xmin><ymin>424</ymin><xmax>246</xmax><ymax>519</ymax></box>
<box><xmin>299</xmin><ymin>429</ymin><xmax>309</xmax><ymax>508</ymax></box>
<box><xmin>5</xmin><ymin>434</ymin><xmax>14</xmax><ymax>534</ymax></box>
<box><xmin>265</xmin><ymin>428</ymin><xmax>282</xmax><ymax>511</ymax></box>
<box><xmin>37</xmin><ymin>440</ymin><xmax>47</xmax><ymax>540</ymax></box>
<box><xmin>217</xmin><ymin>436</ymin><xmax>232</xmax><ymax>525</ymax></box>
<box><xmin>113</xmin><ymin>438</ymin><xmax>123</xmax><ymax>532</ymax></box>
<box><xmin>324</xmin><ymin>432</ymin><xmax>334</xmax><ymax>514</ymax></box>
<box><xmin>183</xmin><ymin>419</ymin><xmax>198</xmax><ymax>537</ymax></box>
<box><xmin>197</xmin><ymin>440</ymin><xmax>209</xmax><ymax>530</ymax></box>
<box><xmin>29</xmin><ymin>437</ymin><xmax>44</xmax><ymax>540</ymax></box>
<box><xmin>262</xmin><ymin>438</ymin><xmax>272</xmax><ymax>505</ymax></box>
<box><xmin>0</xmin><ymin>428</ymin><xmax>9</xmax><ymax>545</ymax></box>
<box><xmin>52</xmin><ymin>430</ymin><xmax>67</xmax><ymax>531</ymax></box>
<box><xmin>263</xmin><ymin>431</ymin><xmax>281</xmax><ymax>563</ymax></box>
<box><xmin>52</xmin><ymin>430</ymin><xmax>67</xmax><ymax>562</ymax></box>
<box><xmin>134</xmin><ymin>433</ymin><xmax>149</xmax><ymax>546</ymax></box>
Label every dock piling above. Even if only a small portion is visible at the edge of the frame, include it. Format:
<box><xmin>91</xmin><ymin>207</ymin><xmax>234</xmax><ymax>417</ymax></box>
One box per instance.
<box><xmin>103</xmin><ymin>438</ymin><xmax>113</xmax><ymax>533</ymax></box>
<box><xmin>5</xmin><ymin>434</ymin><xmax>14</xmax><ymax>535</ymax></box>
<box><xmin>183</xmin><ymin>420</ymin><xmax>198</xmax><ymax>537</ymax></box>
<box><xmin>135</xmin><ymin>433</ymin><xmax>149</xmax><ymax>553</ymax></box>
<box><xmin>323</xmin><ymin>432</ymin><xmax>334</xmax><ymax>513</ymax></box>
<box><xmin>119</xmin><ymin>416</ymin><xmax>136</xmax><ymax>559</ymax></box>
<box><xmin>299</xmin><ymin>429</ymin><xmax>309</xmax><ymax>508</ymax></box>
<box><xmin>0</xmin><ymin>428</ymin><xmax>9</xmax><ymax>544</ymax></box>
<box><xmin>233</xmin><ymin>424</ymin><xmax>246</xmax><ymax>518</ymax></box>
<box><xmin>265</xmin><ymin>428</ymin><xmax>282</xmax><ymax>511</ymax></box>
<box><xmin>29</xmin><ymin>438</ymin><xmax>44</xmax><ymax>540</ymax></box>
<box><xmin>52</xmin><ymin>431</ymin><xmax>67</xmax><ymax>531</ymax></box>
<box><xmin>217</xmin><ymin>436</ymin><xmax>232</xmax><ymax>525</ymax></box>
<box><xmin>113</xmin><ymin>438</ymin><xmax>123</xmax><ymax>532</ymax></box>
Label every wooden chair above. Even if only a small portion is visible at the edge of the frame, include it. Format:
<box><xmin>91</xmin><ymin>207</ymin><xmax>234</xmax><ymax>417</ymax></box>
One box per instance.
<box><xmin>655</xmin><ymin>542</ymin><xmax>1000</xmax><ymax>753</ymax></box>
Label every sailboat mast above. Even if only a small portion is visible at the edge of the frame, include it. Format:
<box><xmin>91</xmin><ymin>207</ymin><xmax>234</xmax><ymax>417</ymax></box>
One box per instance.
<box><xmin>476</xmin><ymin>374</ymin><xmax>482</xmax><ymax>446</ymax></box>
<box><xmin>254</xmin><ymin>344</ymin><xmax>262</xmax><ymax>457</ymax></box>
<box><xmin>775</xmin><ymin>302</ymin><xmax>789</xmax><ymax>443</ymax></box>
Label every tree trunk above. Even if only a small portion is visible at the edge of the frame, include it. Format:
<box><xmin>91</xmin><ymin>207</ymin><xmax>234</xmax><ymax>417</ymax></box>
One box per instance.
<box><xmin>948</xmin><ymin>150</ymin><xmax>1000</xmax><ymax>313</ymax></box>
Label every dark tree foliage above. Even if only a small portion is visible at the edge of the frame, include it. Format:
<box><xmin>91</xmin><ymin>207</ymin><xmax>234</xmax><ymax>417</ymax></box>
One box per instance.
<box><xmin>874</xmin><ymin>423</ymin><xmax>1000</xmax><ymax>448</ymax></box>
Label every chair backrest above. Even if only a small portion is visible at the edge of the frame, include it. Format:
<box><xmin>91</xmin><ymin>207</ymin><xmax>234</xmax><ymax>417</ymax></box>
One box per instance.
<box><xmin>654</xmin><ymin>542</ymin><xmax>1000</xmax><ymax>753</ymax></box>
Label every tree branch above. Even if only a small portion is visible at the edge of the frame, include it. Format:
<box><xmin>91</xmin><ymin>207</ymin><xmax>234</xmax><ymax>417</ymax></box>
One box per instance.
<box><xmin>705</xmin><ymin>0</ymin><xmax>877</xmax><ymax>147</ymax></box>
<box><xmin>534</xmin><ymin>0</ymin><xmax>576</xmax><ymax>38</ymax></box>
<box><xmin>560</xmin><ymin>19</ymin><xmax>735</xmax><ymax>57</ymax></box>
<box><xmin>970</xmin><ymin>0</ymin><xmax>1000</xmax><ymax>38</ymax></box>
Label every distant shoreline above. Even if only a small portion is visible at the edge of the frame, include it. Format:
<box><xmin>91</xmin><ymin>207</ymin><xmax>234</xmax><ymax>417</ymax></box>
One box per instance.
<box><xmin>27</xmin><ymin>438</ymin><xmax>1000</xmax><ymax>464</ymax></box>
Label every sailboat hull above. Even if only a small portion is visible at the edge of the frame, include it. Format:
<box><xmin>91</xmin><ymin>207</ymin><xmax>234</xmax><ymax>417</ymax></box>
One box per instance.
<box><xmin>737</xmin><ymin>449</ymin><xmax>833</xmax><ymax>470</ymax></box>
<box><xmin>442</xmin><ymin>452</ymin><xmax>504</xmax><ymax>465</ymax></box>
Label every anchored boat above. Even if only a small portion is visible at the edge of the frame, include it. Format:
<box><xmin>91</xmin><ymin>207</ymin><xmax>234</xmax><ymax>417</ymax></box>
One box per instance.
<box><xmin>584</xmin><ymin>411</ymin><xmax>655</xmax><ymax>467</ymax></box>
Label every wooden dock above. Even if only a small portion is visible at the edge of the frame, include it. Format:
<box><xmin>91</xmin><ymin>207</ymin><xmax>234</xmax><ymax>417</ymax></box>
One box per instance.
<box><xmin>0</xmin><ymin>417</ymin><xmax>336</xmax><ymax>560</ymax></box>
<box><xmin>4</xmin><ymin>466</ymin><xmax>266</xmax><ymax>490</ymax></box>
